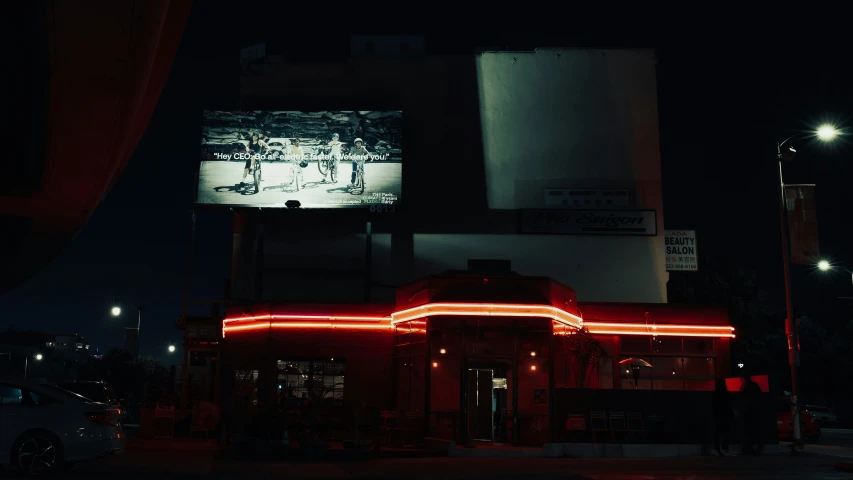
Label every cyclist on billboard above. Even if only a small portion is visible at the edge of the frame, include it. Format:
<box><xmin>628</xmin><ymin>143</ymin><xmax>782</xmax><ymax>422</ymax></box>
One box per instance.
<box><xmin>242</xmin><ymin>132</ymin><xmax>269</xmax><ymax>184</ymax></box>
<box><xmin>349</xmin><ymin>137</ymin><xmax>371</xmax><ymax>188</ymax></box>
<box><xmin>285</xmin><ymin>138</ymin><xmax>306</xmax><ymax>189</ymax></box>
<box><xmin>322</xmin><ymin>132</ymin><xmax>344</xmax><ymax>183</ymax></box>
<box><xmin>287</xmin><ymin>138</ymin><xmax>306</xmax><ymax>165</ymax></box>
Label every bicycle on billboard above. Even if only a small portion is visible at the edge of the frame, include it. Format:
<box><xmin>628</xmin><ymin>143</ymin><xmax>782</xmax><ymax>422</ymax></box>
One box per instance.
<box><xmin>316</xmin><ymin>133</ymin><xmax>345</xmax><ymax>184</ymax></box>
<box><xmin>347</xmin><ymin>137</ymin><xmax>370</xmax><ymax>195</ymax></box>
<box><xmin>249</xmin><ymin>149</ymin><xmax>265</xmax><ymax>194</ymax></box>
<box><xmin>241</xmin><ymin>132</ymin><xmax>269</xmax><ymax>194</ymax></box>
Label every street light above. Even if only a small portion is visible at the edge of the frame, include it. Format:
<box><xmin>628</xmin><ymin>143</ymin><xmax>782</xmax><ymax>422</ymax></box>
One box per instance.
<box><xmin>816</xmin><ymin>260</ymin><xmax>853</xmax><ymax>285</ymax></box>
<box><xmin>816</xmin><ymin>124</ymin><xmax>840</xmax><ymax>141</ymax></box>
<box><xmin>776</xmin><ymin>124</ymin><xmax>840</xmax><ymax>449</ymax></box>
<box><xmin>168</xmin><ymin>345</ymin><xmax>176</xmax><ymax>353</ymax></box>
<box><xmin>24</xmin><ymin>353</ymin><xmax>42</xmax><ymax>380</ymax></box>
<box><xmin>111</xmin><ymin>298</ymin><xmax>143</xmax><ymax>363</ymax></box>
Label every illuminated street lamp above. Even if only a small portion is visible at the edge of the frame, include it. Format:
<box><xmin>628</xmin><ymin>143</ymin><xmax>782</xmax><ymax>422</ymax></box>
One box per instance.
<box><xmin>25</xmin><ymin>353</ymin><xmax>42</xmax><ymax>380</ymax></box>
<box><xmin>168</xmin><ymin>345</ymin><xmax>176</xmax><ymax>353</ymax></box>
<box><xmin>776</xmin><ymin>124</ymin><xmax>840</xmax><ymax>449</ymax></box>
<box><xmin>816</xmin><ymin>260</ymin><xmax>853</xmax><ymax>285</ymax></box>
<box><xmin>111</xmin><ymin>298</ymin><xmax>143</xmax><ymax>363</ymax></box>
<box><xmin>816</xmin><ymin>124</ymin><xmax>840</xmax><ymax>141</ymax></box>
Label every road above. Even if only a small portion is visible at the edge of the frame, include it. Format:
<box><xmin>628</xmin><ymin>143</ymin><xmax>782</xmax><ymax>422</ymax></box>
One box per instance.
<box><xmin>821</xmin><ymin>429</ymin><xmax>853</xmax><ymax>447</ymax></box>
<box><xmin>196</xmin><ymin>160</ymin><xmax>402</xmax><ymax>208</ymax></box>
<box><xmin>11</xmin><ymin>451</ymin><xmax>847</xmax><ymax>480</ymax></box>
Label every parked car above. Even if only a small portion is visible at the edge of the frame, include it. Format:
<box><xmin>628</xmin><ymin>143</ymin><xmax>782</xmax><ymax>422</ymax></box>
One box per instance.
<box><xmin>804</xmin><ymin>405</ymin><xmax>838</xmax><ymax>424</ymax></box>
<box><xmin>776</xmin><ymin>396</ymin><xmax>820</xmax><ymax>441</ymax></box>
<box><xmin>0</xmin><ymin>378</ymin><xmax>124</xmax><ymax>476</ymax></box>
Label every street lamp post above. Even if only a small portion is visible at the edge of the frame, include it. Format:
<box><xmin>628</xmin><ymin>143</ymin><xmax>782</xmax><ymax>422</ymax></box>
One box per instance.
<box><xmin>775</xmin><ymin>124</ymin><xmax>839</xmax><ymax>450</ymax></box>
<box><xmin>1</xmin><ymin>353</ymin><xmax>43</xmax><ymax>380</ymax></box>
<box><xmin>112</xmin><ymin>299</ymin><xmax>143</xmax><ymax>363</ymax></box>
<box><xmin>24</xmin><ymin>354</ymin><xmax>43</xmax><ymax>380</ymax></box>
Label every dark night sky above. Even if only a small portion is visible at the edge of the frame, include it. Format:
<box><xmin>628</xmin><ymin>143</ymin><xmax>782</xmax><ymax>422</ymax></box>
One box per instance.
<box><xmin>1</xmin><ymin>7</ymin><xmax>851</xmax><ymax>364</ymax></box>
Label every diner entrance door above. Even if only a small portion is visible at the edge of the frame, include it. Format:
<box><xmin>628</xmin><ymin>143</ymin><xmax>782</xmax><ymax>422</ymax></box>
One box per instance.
<box><xmin>467</xmin><ymin>368</ymin><xmax>494</xmax><ymax>441</ymax></box>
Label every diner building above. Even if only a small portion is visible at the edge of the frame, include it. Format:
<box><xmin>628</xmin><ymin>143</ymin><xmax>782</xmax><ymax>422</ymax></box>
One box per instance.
<box><xmin>221</xmin><ymin>263</ymin><xmax>734</xmax><ymax>446</ymax></box>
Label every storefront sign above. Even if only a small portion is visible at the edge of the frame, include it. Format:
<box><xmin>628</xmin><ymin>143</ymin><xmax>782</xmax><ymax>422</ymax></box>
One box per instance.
<box><xmin>519</xmin><ymin>209</ymin><xmax>657</xmax><ymax>236</ymax></box>
<box><xmin>543</xmin><ymin>188</ymin><xmax>630</xmax><ymax>208</ymax></box>
<box><xmin>664</xmin><ymin>229</ymin><xmax>698</xmax><ymax>271</ymax></box>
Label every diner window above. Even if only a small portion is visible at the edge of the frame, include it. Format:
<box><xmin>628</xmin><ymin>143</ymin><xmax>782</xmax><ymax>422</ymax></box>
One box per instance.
<box><xmin>684</xmin><ymin>338</ymin><xmax>714</xmax><ymax>355</ymax></box>
<box><xmin>598</xmin><ymin>357</ymin><xmax>613</xmax><ymax>389</ymax></box>
<box><xmin>621</xmin><ymin>336</ymin><xmax>651</xmax><ymax>354</ymax></box>
<box><xmin>651</xmin><ymin>356</ymin><xmax>682</xmax><ymax>376</ymax></box>
<box><xmin>652</xmin><ymin>337</ymin><xmax>682</xmax><ymax>354</ymax></box>
<box><xmin>277</xmin><ymin>358</ymin><xmax>345</xmax><ymax>401</ymax></box>
<box><xmin>233</xmin><ymin>369</ymin><xmax>259</xmax><ymax>406</ymax></box>
<box><xmin>618</xmin><ymin>334</ymin><xmax>718</xmax><ymax>391</ymax></box>
<box><xmin>683</xmin><ymin>357</ymin><xmax>715</xmax><ymax>378</ymax></box>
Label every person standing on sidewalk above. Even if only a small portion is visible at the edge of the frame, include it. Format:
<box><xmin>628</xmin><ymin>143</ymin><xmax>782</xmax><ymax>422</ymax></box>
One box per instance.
<box><xmin>712</xmin><ymin>378</ymin><xmax>734</xmax><ymax>456</ymax></box>
<box><xmin>741</xmin><ymin>376</ymin><xmax>763</xmax><ymax>454</ymax></box>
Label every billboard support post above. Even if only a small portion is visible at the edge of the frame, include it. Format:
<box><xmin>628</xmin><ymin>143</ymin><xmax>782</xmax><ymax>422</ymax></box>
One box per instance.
<box><xmin>255</xmin><ymin>220</ymin><xmax>265</xmax><ymax>302</ymax></box>
<box><xmin>365</xmin><ymin>221</ymin><xmax>372</xmax><ymax>302</ymax></box>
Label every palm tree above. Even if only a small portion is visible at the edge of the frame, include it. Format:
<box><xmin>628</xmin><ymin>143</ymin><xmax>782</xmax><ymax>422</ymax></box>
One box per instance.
<box><xmin>556</xmin><ymin>327</ymin><xmax>608</xmax><ymax>388</ymax></box>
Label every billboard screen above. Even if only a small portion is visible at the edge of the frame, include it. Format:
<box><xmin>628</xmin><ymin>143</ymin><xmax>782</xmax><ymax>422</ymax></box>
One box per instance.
<box><xmin>197</xmin><ymin>111</ymin><xmax>402</xmax><ymax>208</ymax></box>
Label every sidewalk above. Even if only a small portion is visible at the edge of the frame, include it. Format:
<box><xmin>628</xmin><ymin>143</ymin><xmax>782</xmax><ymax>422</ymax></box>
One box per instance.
<box><xmin>425</xmin><ymin>438</ymin><xmax>790</xmax><ymax>458</ymax></box>
<box><xmin>791</xmin><ymin>443</ymin><xmax>853</xmax><ymax>459</ymax></box>
<box><xmin>126</xmin><ymin>436</ymin><xmax>224</xmax><ymax>452</ymax></box>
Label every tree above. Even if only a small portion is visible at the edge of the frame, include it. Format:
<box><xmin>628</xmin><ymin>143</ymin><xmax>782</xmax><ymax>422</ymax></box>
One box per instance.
<box><xmin>556</xmin><ymin>327</ymin><xmax>608</xmax><ymax>388</ymax></box>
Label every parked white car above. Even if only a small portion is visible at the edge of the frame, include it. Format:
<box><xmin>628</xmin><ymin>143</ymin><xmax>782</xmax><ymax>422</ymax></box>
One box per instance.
<box><xmin>804</xmin><ymin>405</ymin><xmax>839</xmax><ymax>424</ymax></box>
<box><xmin>0</xmin><ymin>378</ymin><xmax>124</xmax><ymax>476</ymax></box>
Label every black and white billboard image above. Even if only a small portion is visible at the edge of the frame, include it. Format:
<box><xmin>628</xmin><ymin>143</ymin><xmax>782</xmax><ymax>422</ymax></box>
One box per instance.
<box><xmin>197</xmin><ymin>111</ymin><xmax>402</xmax><ymax>208</ymax></box>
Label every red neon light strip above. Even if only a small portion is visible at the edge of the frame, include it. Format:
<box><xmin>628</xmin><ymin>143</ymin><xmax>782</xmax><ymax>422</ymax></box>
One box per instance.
<box><xmin>222</xmin><ymin>321</ymin><xmax>270</xmax><ymax>337</ymax></box>
<box><xmin>391</xmin><ymin>303</ymin><xmax>583</xmax><ymax>328</ymax></box>
<box><xmin>270</xmin><ymin>322</ymin><xmax>392</xmax><ymax>330</ymax></box>
<box><xmin>563</xmin><ymin>321</ymin><xmax>734</xmax><ymax>338</ymax></box>
<box><xmin>272</xmin><ymin>314</ymin><xmax>392</xmax><ymax>322</ymax></box>
<box><xmin>223</xmin><ymin>314</ymin><xmax>271</xmax><ymax>325</ymax></box>
<box><xmin>222</xmin><ymin>304</ymin><xmax>733</xmax><ymax>338</ymax></box>
<box><xmin>222</xmin><ymin>321</ymin><xmax>391</xmax><ymax>337</ymax></box>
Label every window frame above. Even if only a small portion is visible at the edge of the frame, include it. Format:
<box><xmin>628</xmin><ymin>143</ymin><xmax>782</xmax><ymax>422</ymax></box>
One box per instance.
<box><xmin>276</xmin><ymin>357</ymin><xmax>345</xmax><ymax>401</ymax></box>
